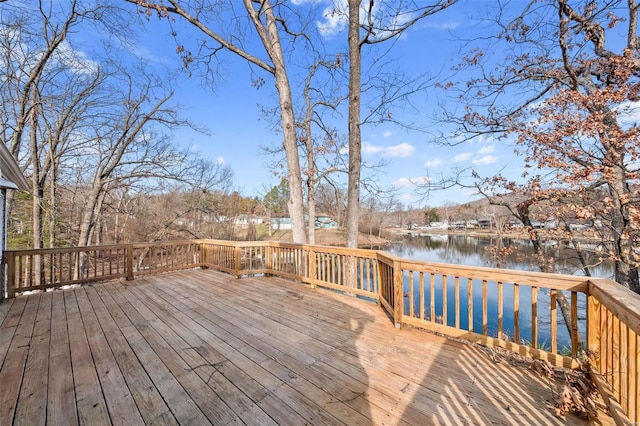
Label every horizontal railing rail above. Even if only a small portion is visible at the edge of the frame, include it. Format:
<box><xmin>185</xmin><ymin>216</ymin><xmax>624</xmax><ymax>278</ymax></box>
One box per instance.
<box><xmin>3</xmin><ymin>244</ymin><xmax>131</xmax><ymax>296</ymax></box>
<box><xmin>132</xmin><ymin>240</ymin><xmax>204</xmax><ymax>275</ymax></box>
<box><xmin>2</xmin><ymin>239</ymin><xmax>637</xmax><ymax>423</ymax></box>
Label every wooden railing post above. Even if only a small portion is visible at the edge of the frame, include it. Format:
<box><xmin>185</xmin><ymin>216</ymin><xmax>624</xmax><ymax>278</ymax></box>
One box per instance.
<box><xmin>309</xmin><ymin>247</ymin><xmax>316</xmax><ymax>288</ymax></box>
<box><xmin>4</xmin><ymin>251</ymin><xmax>15</xmax><ymax>298</ymax></box>
<box><xmin>265</xmin><ymin>243</ymin><xmax>273</xmax><ymax>277</ymax></box>
<box><xmin>393</xmin><ymin>259</ymin><xmax>403</xmax><ymax>328</ymax></box>
<box><xmin>234</xmin><ymin>244</ymin><xmax>241</xmax><ymax>278</ymax></box>
<box><xmin>126</xmin><ymin>244</ymin><xmax>134</xmax><ymax>281</ymax></box>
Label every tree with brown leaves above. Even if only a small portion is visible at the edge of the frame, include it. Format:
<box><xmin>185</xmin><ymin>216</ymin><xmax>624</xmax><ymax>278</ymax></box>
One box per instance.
<box><xmin>444</xmin><ymin>0</ymin><xmax>640</xmax><ymax>292</ymax></box>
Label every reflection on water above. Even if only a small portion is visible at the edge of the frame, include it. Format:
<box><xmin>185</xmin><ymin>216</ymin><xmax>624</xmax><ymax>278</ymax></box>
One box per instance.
<box><xmin>388</xmin><ymin>234</ymin><xmax>614</xmax><ymax>351</ymax></box>
<box><xmin>389</xmin><ymin>234</ymin><xmax>613</xmax><ymax>278</ymax></box>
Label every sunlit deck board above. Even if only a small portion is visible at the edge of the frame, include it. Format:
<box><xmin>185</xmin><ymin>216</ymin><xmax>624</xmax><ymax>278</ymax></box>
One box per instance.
<box><xmin>0</xmin><ymin>268</ymin><xmax>614</xmax><ymax>425</ymax></box>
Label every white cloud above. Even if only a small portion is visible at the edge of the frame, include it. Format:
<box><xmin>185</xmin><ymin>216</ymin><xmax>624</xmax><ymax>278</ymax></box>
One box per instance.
<box><xmin>616</xmin><ymin>100</ymin><xmax>640</xmax><ymax>125</ymax></box>
<box><xmin>424</xmin><ymin>158</ymin><xmax>443</xmax><ymax>168</ymax></box>
<box><xmin>362</xmin><ymin>143</ymin><xmax>385</xmax><ymax>155</ymax></box>
<box><xmin>317</xmin><ymin>3</ymin><xmax>348</xmax><ymax>37</ymax></box>
<box><xmin>452</xmin><ymin>152</ymin><xmax>473</xmax><ymax>163</ymax></box>
<box><xmin>382</xmin><ymin>131</ymin><xmax>393</xmax><ymax>138</ymax></box>
<box><xmin>384</xmin><ymin>142</ymin><xmax>415</xmax><ymax>157</ymax></box>
<box><xmin>362</xmin><ymin>142</ymin><xmax>415</xmax><ymax>157</ymax></box>
<box><xmin>216</xmin><ymin>156</ymin><xmax>225</xmax><ymax>164</ymax></box>
<box><xmin>393</xmin><ymin>176</ymin><xmax>431</xmax><ymax>188</ymax></box>
<box><xmin>424</xmin><ymin>21</ymin><xmax>460</xmax><ymax>30</ymax></box>
<box><xmin>56</xmin><ymin>41</ymin><xmax>99</xmax><ymax>75</ymax></box>
<box><xmin>472</xmin><ymin>155</ymin><xmax>498</xmax><ymax>165</ymax></box>
<box><xmin>477</xmin><ymin>145</ymin><xmax>495</xmax><ymax>154</ymax></box>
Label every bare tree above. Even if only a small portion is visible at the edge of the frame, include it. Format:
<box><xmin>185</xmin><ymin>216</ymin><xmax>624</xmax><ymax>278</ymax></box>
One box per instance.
<box><xmin>443</xmin><ymin>0</ymin><xmax>640</xmax><ymax>292</ymax></box>
<box><xmin>72</xmin><ymin>72</ymin><xmax>194</xmax><ymax>248</ymax></box>
<box><xmin>345</xmin><ymin>0</ymin><xmax>458</xmax><ymax>247</ymax></box>
<box><xmin>125</xmin><ymin>0</ymin><xmax>308</xmax><ymax>243</ymax></box>
<box><xmin>297</xmin><ymin>57</ymin><xmax>348</xmax><ymax>244</ymax></box>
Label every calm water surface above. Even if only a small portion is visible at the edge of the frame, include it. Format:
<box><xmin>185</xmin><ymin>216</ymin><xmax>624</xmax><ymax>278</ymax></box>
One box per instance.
<box><xmin>386</xmin><ymin>234</ymin><xmax>614</xmax><ymax>351</ymax></box>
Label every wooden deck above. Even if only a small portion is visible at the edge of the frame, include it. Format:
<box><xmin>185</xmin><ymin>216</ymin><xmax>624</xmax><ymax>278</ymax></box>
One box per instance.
<box><xmin>0</xmin><ymin>269</ymin><xmax>614</xmax><ymax>425</ymax></box>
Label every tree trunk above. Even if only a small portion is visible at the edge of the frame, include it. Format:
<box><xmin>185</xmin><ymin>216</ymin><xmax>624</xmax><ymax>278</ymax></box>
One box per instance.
<box><xmin>346</xmin><ymin>0</ymin><xmax>362</xmax><ymax>248</ymax></box>
<box><xmin>259</xmin><ymin>0</ymin><xmax>306</xmax><ymax>244</ymax></box>
<box><xmin>308</xmin><ymin>181</ymin><xmax>316</xmax><ymax>245</ymax></box>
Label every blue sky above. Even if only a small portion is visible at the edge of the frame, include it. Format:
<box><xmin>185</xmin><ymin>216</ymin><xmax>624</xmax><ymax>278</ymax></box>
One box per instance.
<box><xmin>127</xmin><ymin>0</ymin><xmax>521</xmax><ymax>208</ymax></box>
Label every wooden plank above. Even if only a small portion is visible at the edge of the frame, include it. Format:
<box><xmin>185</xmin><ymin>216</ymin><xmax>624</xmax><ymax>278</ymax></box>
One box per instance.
<box><xmin>167</xmin><ymin>271</ymin><xmax>573</xmax><ymax>422</ymax></box>
<box><xmin>74</xmin><ymin>288</ymin><xmax>145</xmax><ymax>426</ymax></box>
<box><xmin>0</xmin><ymin>297</ymin><xmax>15</xmax><ymax>325</ymax></box>
<box><xmin>64</xmin><ymin>289</ymin><xmax>111</xmax><ymax>424</ymax></box>
<box><xmin>83</xmin><ymin>286</ymin><xmax>177</xmax><ymax>425</ymax></box>
<box><xmin>47</xmin><ymin>291</ymin><xmax>78</xmax><ymax>426</ymax></box>
<box><xmin>92</xmin><ymin>284</ymin><xmax>209</xmax><ymax>425</ymax></box>
<box><xmin>0</xmin><ymin>294</ymin><xmax>26</xmax><ymax>328</ymax></box>
<box><xmin>14</xmin><ymin>291</ymin><xmax>52</xmax><ymax>425</ymax></box>
<box><xmin>103</xmin><ymin>283</ymin><xmax>239</xmax><ymax>425</ymax></box>
<box><xmin>0</xmin><ymin>294</ymin><xmax>40</xmax><ymax>425</ymax></box>
<box><xmin>145</xmin><ymin>277</ymin><xmax>348</xmax><ymax>424</ymax></box>
<box><xmin>192</xmin><ymin>272</ymin><xmax>572</xmax><ymax>422</ymax></box>
<box><xmin>117</xmin><ymin>283</ymin><xmax>277</xmax><ymax>426</ymax></box>
<box><xmin>0</xmin><ymin>297</ymin><xmax>26</xmax><ymax>368</ymax></box>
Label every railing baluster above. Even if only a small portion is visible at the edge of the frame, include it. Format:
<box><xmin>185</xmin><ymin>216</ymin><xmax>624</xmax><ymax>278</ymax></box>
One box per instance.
<box><xmin>482</xmin><ymin>279</ymin><xmax>488</xmax><ymax>335</ymax></box>
<box><xmin>408</xmin><ymin>271</ymin><xmax>414</xmax><ymax>318</ymax></box>
<box><xmin>442</xmin><ymin>275</ymin><xmax>447</xmax><ymax>326</ymax></box>
<box><xmin>468</xmin><ymin>278</ymin><xmax>473</xmax><ymax>332</ymax></box>
<box><xmin>631</xmin><ymin>331</ymin><xmax>638</xmax><ymax>422</ymax></box>
<box><xmin>514</xmin><ymin>283</ymin><xmax>520</xmax><ymax>344</ymax></box>
<box><xmin>498</xmin><ymin>281</ymin><xmax>503</xmax><ymax>340</ymax></box>
<box><xmin>620</xmin><ymin>321</ymin><xmax>628</xmax><ymax>414</ymax></box>
<box><xmin>419</xmin><ymin>272</ymin><xmax>425</xmax><ymax>321</ymax></box>
<box><xmin>550</xmin><ymin>289</ymin><xmax>557</xmax><ymax>353</ymax></box>
<box><xmin>613</xmin><ymin>314</ymin><xmax>621</xmax><ymax>401</ymax></box>
<box><xmin>570</xmin><ymin>291</ymin><xmax>578</xmax><ymax>357</ymax></box>
<box><xmin>455</xmin><ymin>276</ymin><xmax>460</xmax><ymax>329</ymax></box>
<box><xmin>430</xmin><ymin>273</ymin><xmax>435</xmax><ymax>322</ymax></box>
<box><xmin>532</xmin><ymin>286</ymin><xmax>538</xmax><ymax>348</ymax></box>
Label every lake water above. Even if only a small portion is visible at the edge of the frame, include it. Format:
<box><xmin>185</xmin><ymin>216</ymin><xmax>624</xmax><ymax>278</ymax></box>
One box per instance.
<box><xmin>386</xmin><ymin>234</ymin><xmax>613</xmax><ymax>351</ymax></box>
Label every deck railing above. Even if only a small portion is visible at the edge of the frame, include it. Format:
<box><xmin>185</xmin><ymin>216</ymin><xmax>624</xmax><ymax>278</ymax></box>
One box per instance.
<box><xmin>2</xmin><ymin>239</ymin><xmax>637</xmax><ymax>424</ymax></box>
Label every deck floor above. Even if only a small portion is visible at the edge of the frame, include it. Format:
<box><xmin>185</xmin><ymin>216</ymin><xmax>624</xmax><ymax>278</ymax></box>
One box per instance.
<box><xmin>0</xmin><ymin>269</ymin><xmax>613</xmax><ymax>425</ymax></box>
